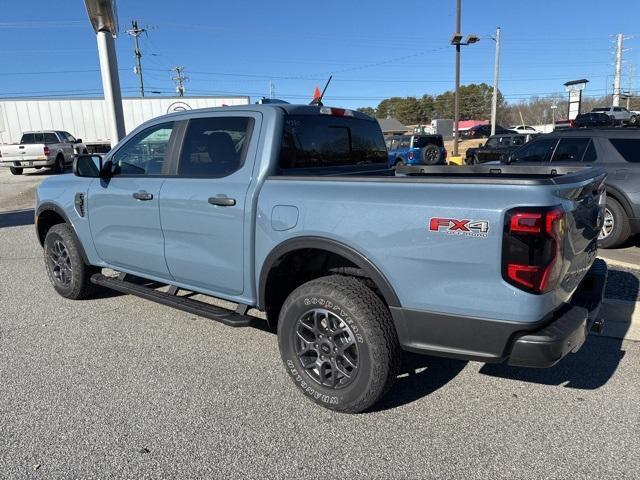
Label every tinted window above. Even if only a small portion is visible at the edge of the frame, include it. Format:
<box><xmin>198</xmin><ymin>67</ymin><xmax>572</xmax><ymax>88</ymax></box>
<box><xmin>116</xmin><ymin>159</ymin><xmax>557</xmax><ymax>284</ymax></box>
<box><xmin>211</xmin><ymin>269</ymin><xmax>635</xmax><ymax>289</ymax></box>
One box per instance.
<box><xmin>179</xmin><ymin>117</ymin><xmax>252</xmax><ymax>177</ymax></box>
<box><xmin>582</xmin><ymin>141</ymin><xmax>597</xmax><ymax>162</ymax></box>
<box><xmin>44</xmin><ymin>133</ymin><xmax>59</xmax><ymax>143</ymax></box>
<box><xmin>20</xmin><ymin>133</ymin><xmax>44</xmax><ymax>144</ymax></box>
<box><xmin>592</xmin><ymin>108</ymin><xmax>608</xmax><ymax>112</ymax></box>
<box><xmin>413</xmin><ymin>136</ymin><xmax>444</xmax><ymax>148</ymax></box>
<box><xmin>609</xmin><ymin>138</ymin><xmax>640</xmax><ymax>162</ymax></box>
<box><xmin>111</xmin><ymin>122</ymin><xmax>175</xmax><ymax>176</ymax></box>
<box><xmin>398</xmin><ymin>137</ymin><xmax>411</xmax><ymax>149</ymax></box>
<box><xmin>550</xmin><ymin>138</ymin><xmax>591</xmax><ymax>162</ymax></box>
<box><xmin>512</xmin><ymin>137</ymin><xmax>557</xmax><ymax>163</ymax></box>
<box><xmin>60</xmin><ymin>131</ymin><xmax>76</xmax><ymax>142</ymax></box>
<box><xmin>512</xmin><ymin>135</ymin><xmax>525</xmax><ymax>146</ymax></box>
<box><xmin>279</xmin><ymin>115</ymin><xmax>387</xmax><ymax>169</ymax></box>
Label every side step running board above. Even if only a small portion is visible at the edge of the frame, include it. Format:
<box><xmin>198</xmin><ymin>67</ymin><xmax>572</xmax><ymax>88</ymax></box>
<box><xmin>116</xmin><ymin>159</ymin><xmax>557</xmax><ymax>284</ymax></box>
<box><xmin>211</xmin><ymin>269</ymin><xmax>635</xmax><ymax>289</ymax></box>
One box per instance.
<box><xmin>90</xmin><ymin>273</ymin><xmax>253</xmax><ymax>327</ymax></box>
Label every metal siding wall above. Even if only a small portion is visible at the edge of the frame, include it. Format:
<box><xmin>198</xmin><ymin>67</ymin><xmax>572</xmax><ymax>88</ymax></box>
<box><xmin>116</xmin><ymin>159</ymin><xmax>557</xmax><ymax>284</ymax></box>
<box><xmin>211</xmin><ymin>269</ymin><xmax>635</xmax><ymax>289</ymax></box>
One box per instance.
<box><xmin>0</xmin><ymin>96</ymin><xmax>250</xmax><ymax>144</ymax></box>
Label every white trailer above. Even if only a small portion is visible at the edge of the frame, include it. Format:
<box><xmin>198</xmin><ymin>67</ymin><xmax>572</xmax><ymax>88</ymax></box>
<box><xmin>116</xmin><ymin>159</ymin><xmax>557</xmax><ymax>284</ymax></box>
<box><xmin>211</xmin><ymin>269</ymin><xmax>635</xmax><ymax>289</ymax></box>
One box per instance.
<box><xmin>0</xmin><ymin>95</ymin><xmax>250</xmax><ymax>152</ymax></box>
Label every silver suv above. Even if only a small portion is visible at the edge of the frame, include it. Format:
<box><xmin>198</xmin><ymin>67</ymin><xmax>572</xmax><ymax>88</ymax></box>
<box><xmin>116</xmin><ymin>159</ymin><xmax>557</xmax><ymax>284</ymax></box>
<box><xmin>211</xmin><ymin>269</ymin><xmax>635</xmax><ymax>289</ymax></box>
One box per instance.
<box><xmin>591</xmin><ymin>106</ymin><xmax>638</xmax><ymax>126</ymax></box>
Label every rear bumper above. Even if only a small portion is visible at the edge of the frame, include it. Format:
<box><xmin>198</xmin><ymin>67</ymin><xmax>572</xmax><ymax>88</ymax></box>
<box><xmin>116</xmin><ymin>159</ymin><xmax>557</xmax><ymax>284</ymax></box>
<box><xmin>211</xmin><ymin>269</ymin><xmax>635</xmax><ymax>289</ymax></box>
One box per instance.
<box><xmin>390</xmin><ymin>259</ymin><xmax>608</xmax><ymax>367</ymax></box>
<box><xmin>0</xmin><ymin>157</ymin><xmax>54</xmax><ymax>167</ymax></box>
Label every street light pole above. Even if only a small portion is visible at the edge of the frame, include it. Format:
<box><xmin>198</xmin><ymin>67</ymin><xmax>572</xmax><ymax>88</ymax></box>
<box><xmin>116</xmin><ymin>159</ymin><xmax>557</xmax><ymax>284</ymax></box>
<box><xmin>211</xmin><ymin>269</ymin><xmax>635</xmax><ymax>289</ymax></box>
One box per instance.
<box><xmin>490</xmin><ymin>26</ymin><xmax>501</xmax><ymax>136</ymax></box>
<box><xmin>453</xmin><ymin>0</ymin><xmax>462</xmax><ymax>157</ymax></box>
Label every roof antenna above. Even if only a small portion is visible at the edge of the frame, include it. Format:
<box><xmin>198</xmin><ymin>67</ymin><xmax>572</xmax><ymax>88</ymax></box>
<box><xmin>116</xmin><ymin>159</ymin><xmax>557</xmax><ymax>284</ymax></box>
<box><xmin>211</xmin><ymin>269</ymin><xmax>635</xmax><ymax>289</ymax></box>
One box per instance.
<box><xmin>310</xmin><ymin>75</ymin><xmax>333</xmax><ymax>106</ymax></box>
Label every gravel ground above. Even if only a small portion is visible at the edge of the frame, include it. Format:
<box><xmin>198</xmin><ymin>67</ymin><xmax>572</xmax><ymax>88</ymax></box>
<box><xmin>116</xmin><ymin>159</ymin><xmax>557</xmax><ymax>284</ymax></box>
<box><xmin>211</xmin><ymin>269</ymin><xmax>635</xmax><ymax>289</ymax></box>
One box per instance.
<box><xmin>1</xmin><ymin>224</ymin><xmax>639</xmax><ymax>479</ymax></box>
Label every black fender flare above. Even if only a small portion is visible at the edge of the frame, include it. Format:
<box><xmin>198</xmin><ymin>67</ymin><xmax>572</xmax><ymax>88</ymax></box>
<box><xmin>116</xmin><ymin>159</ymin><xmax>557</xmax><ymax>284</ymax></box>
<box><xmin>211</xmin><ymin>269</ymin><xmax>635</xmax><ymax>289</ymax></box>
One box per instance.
<box><xmin>258</xmin><ymin>236</ymin><xmax>401</xmax><ymax>310</ymax></box>
<box><xmin>36</xmin><ymin>202</ymin><xmax>90</xmax><ymax>265</ymax></box>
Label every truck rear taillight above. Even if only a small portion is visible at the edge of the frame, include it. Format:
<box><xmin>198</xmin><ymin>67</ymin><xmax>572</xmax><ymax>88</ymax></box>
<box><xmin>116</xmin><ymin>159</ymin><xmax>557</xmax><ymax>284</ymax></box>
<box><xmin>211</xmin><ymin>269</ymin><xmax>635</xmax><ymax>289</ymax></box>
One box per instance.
<box><xmin>408</xmin><ymin>151</ymin><xmax>414</xmax><ymax>160</ymax></box>
<box><xmin>319</xmin><ymin>107</ymin><xmax>354</xmax><ymax>117</ymax></box>
<box><xmin>43</xmin><ymin>146</ymin><xmax>50</xmax><ymax>156</ymax></box>
<box><xmin>502</xmin><ymin>206</ymin><xmax>566</xmax><ymax>294</ymax></box>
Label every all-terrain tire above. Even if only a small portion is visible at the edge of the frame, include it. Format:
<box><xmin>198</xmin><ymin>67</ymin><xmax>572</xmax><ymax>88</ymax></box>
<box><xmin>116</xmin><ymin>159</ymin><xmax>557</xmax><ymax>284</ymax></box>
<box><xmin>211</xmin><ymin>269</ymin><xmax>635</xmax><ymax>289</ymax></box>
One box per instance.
<box><xmin>278</xmin><ymin>275</ymin><xmax>400</xmax><ymax>413</ymax></box>
<box><xmin>598</xmin><ymin>197</ymin><xmax>631</xmax><ymax>249</ymax></box>
<box><xmin>44</xmin><ymin>223</ymin><xmax>100</xmax><ymax>299</ymax></box>
<box><xmin>9</xmin><ymin>166</ymin><xmax>23</xmax><ymax>175</ymax></box>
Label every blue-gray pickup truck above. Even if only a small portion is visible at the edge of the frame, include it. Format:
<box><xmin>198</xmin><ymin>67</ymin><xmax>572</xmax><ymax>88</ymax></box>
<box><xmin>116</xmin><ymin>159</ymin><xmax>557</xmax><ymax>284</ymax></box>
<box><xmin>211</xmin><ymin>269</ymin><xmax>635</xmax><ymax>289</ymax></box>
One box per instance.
<box><xmin>35</xmin><ymin>104</ymin><xmax>608</xmax><ymax>413</ymax></box>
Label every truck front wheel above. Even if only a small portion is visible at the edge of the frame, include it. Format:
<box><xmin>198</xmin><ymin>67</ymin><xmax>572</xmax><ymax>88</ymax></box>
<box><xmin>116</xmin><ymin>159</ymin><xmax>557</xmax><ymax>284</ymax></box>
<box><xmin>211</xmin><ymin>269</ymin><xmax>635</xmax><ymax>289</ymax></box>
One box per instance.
<box><xmin>44</xmin><ymin>223</ymin><xmax>99</xmax><ymax>299</ymax></box>
<box><xmin>277</xmin><ymin>275</ymin><xmax>400</xmax><ymax>413</ymax></box>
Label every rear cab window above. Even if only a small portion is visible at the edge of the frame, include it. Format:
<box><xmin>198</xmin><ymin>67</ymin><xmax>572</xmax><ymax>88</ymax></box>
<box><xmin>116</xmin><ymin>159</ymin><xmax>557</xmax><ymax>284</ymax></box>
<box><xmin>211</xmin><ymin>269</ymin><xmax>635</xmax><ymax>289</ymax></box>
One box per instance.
<box><xmin>20</xmin><ymin>133</ymin><xmax>45</xmax><ymax>144</ymax></box>
<box><xmin>279</xmin><ymin>114</ymin><xmax>388</xmax><ymax>174</ymax></box>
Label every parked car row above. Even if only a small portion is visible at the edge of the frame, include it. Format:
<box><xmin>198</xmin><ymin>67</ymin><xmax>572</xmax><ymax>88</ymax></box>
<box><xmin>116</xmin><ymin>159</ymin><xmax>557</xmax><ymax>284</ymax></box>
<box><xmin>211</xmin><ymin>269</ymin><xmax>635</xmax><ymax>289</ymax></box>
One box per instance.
<box><xmin>464</xmin><ymin>133</ymin><xmax>538</xmax><ymax>164</ymax></box>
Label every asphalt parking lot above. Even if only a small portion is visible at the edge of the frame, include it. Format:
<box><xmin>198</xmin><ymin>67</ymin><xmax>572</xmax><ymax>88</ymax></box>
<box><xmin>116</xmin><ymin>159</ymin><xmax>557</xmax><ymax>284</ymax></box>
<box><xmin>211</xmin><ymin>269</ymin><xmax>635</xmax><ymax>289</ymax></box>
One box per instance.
<box><xmin>1</xmin><ymin>169</ymin><xmax>639</xmax><ymax>478</ymax></box>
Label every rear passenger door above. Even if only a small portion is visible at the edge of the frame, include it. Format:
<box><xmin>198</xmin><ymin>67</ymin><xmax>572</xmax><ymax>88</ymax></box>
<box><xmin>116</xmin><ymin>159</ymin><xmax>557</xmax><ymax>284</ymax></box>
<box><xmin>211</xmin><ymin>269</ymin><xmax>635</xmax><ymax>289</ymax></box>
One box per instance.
<box><xmin>160</xmin><ymin>113</ymin><xmax>260</xmax><ymax>296</ymax></box>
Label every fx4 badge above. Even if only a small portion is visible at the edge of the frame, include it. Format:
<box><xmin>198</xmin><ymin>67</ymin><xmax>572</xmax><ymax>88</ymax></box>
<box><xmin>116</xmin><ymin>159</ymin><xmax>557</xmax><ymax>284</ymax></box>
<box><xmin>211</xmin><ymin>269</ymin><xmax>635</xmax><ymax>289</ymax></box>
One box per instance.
<box><xmin>429</xmin><ymin>217</ymin><xmax>490</xmax><ymax>238</ymax></box>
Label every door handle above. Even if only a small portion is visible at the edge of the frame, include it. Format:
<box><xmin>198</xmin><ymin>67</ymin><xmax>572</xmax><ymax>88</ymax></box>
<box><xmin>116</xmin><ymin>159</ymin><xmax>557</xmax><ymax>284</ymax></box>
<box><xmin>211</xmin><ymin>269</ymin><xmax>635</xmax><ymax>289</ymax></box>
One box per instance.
<box><xmin>208</xmin><ymin>196</ymin><xmax>236</xmax><ymax>207</ymax></box>
<box><xmin>132</xmin><ymin>191</ymin><xmax>154</xmax><ymax>201</ymax></box>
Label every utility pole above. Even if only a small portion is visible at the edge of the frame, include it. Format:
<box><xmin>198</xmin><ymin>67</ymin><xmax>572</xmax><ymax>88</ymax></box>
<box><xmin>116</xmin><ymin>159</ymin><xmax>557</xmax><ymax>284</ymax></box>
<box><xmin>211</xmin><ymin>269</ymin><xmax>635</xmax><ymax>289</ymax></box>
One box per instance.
<box><xmin>490</xmin><ymin>26</ymin><xmax>501</xmax><ymax>136</ymax></box>
<box><xmin>626</xmin><ymin>64</ymin><xmax>633</xmax><ymax>109</ymax></box>
<box><xmin>453</xmin><ymin>0</ymin><xmax>462</xmax><ymax>156</ymax></box>
<box><xmin>269</xmin><ymin>81</ymin><xmax>275</xmax><ymax>99</ymax></box>
<box><xmin>613</xmin><ymin>33</ymin><xmax>623</xmax><ymax>107</ymax></box>
<box><xmin>171</xmin><ymin>66</ymin><xmax>188</xmax><ymax>97</ymax></box>
<box><xmin>127</xmin><ymin>20</ymin><xmax>146</xmax><ymax>97</ymax></box>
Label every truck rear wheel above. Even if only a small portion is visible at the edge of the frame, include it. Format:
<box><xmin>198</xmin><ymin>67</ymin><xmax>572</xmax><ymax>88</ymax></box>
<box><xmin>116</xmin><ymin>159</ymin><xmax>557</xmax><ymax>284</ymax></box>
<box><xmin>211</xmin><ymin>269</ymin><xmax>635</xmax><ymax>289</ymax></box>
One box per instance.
<box><xmin>44</xmin><ymin>223</ymin><xmax>99</xmax><ymax>299</ymax></box>
<box><xmin>277</xmin><ymin>275</ymin><xmax>400</xmax><ymax>413</ymax></box>
<box><xmin>598</xmin><ymin>197</ymin><xmax>631</xmax><ymax>249</ymax></box>
<box><xmin>9</xmin><ymin>166</ymin><xmax>23</xmax><ymax>175</ymax></box>
<box><xmin>53</xmin><ymin>155</ymin><xmax>65</xmax><ymax>174</ymax></box>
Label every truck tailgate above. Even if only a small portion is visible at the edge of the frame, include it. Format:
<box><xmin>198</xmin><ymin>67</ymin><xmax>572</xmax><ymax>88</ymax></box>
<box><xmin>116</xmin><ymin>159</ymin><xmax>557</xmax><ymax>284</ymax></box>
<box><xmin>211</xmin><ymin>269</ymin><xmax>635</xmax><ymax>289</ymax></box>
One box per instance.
<box><xmin>556</xmin><ymin>171</ymin><xmax>607</xmax><ymax>296</ymax></box>
<box><xmin>0</xmin><ymin>143</ymin><xmax>47</xmax><ymax>160</ymax></box>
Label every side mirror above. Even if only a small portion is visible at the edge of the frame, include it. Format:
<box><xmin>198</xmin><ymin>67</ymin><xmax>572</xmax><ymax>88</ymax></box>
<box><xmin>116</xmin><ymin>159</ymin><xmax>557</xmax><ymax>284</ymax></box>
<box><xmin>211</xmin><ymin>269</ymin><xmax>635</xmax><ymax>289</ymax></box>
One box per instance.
<box><xmin>74</xmin><ymin>138</ymin><xmax>83</xmax><ymax>144</ymax></box>
<box><xmin>73</xmin><ymin>154</ymin><xmax>104</xmax><ymax>178</ymax></box>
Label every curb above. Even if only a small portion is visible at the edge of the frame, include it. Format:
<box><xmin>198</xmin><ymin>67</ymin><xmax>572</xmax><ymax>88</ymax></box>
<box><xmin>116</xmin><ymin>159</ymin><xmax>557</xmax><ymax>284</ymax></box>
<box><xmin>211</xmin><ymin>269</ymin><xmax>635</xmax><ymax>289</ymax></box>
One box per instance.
<box><xmin>598</xmin><ymin>256</ymin><xmax>640</xmax><ymax>271</ymax></box>
<box><xmin>598</xmin><ymin>299</ymin><xmax>640</xmax><ymax>342</ymax></box>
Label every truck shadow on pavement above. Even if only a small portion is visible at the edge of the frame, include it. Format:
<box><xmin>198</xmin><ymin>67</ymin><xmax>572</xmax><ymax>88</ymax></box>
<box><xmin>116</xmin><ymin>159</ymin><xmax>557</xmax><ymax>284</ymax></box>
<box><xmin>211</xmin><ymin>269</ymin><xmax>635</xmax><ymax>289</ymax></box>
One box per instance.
<box><xmin>371</xmin><ymin>354</ymin><xmax>468</xmax><ymax>412</ymax></box>
<box><xmin>479</xmin><ymin>268</ymin><xmax>638</xmax><ymax>390</ymax></box>
<box><xmin>0</xmin><ymin>208</ymin><xmax>35</xmax><ymax>229</ymax></box>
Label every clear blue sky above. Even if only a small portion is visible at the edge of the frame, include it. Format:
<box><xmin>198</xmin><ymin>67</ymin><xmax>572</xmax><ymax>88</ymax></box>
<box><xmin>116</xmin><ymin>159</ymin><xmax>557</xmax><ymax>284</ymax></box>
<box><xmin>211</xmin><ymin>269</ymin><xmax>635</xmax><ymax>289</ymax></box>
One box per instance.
<box><xmin>1</xmin><ymin>0</ymin><xmax>639</xmax><ymax>109</ymax></box>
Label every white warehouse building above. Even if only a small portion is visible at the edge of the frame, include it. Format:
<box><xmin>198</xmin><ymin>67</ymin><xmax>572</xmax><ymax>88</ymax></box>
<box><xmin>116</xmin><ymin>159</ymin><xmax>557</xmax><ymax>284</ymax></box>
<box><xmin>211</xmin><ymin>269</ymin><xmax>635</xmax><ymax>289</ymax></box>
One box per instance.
<box><xmin>0</xmin><ymin>95</ymin><xmax>250</xmax><ymax>151</ymax></box>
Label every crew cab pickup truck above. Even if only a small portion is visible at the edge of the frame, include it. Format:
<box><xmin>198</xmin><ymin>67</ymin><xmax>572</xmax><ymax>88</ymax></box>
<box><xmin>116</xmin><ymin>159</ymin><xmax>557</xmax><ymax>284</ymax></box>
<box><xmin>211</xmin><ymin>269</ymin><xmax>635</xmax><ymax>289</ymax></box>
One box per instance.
<box><xmin>35</xmin><ymin>104</ymin><xmax>608</xmax><ymax>413</ymax></box>
<box><xmin>0</xmin><ymin>130</ymin><xmax>87</xmax><ymax>175</ymax></box>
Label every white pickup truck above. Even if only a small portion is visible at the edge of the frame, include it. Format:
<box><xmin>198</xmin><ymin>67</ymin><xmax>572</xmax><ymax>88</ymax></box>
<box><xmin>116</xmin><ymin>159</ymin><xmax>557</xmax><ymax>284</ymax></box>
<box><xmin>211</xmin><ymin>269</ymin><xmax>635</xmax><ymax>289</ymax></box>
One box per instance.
<box><xmin>0</xmin><ymin>130</ymin><xmax>87</xmax><ymax>175</ymax></box>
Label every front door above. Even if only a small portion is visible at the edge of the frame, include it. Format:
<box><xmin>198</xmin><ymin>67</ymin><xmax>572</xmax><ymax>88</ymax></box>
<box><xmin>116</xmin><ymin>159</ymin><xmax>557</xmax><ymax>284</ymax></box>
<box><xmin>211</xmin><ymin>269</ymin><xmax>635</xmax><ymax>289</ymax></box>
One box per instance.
<box><xmin>160</xmin><ymin>114</ymin><xmax>259</xmax><ymax>296</ymax></box>
<box><xmin>88</xmin><ymin>121</ymin><xmax>178</xmax><ymax>279</ymax></box>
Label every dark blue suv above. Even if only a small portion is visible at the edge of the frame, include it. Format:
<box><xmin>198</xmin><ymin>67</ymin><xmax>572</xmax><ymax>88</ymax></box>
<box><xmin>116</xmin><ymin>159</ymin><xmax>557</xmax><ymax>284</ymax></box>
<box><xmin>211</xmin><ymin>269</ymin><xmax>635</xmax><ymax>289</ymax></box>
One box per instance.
<box><xmin>385</xmin><ymin>134</ymin><xmax>447</xmax><ymax>168</ymax></box>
